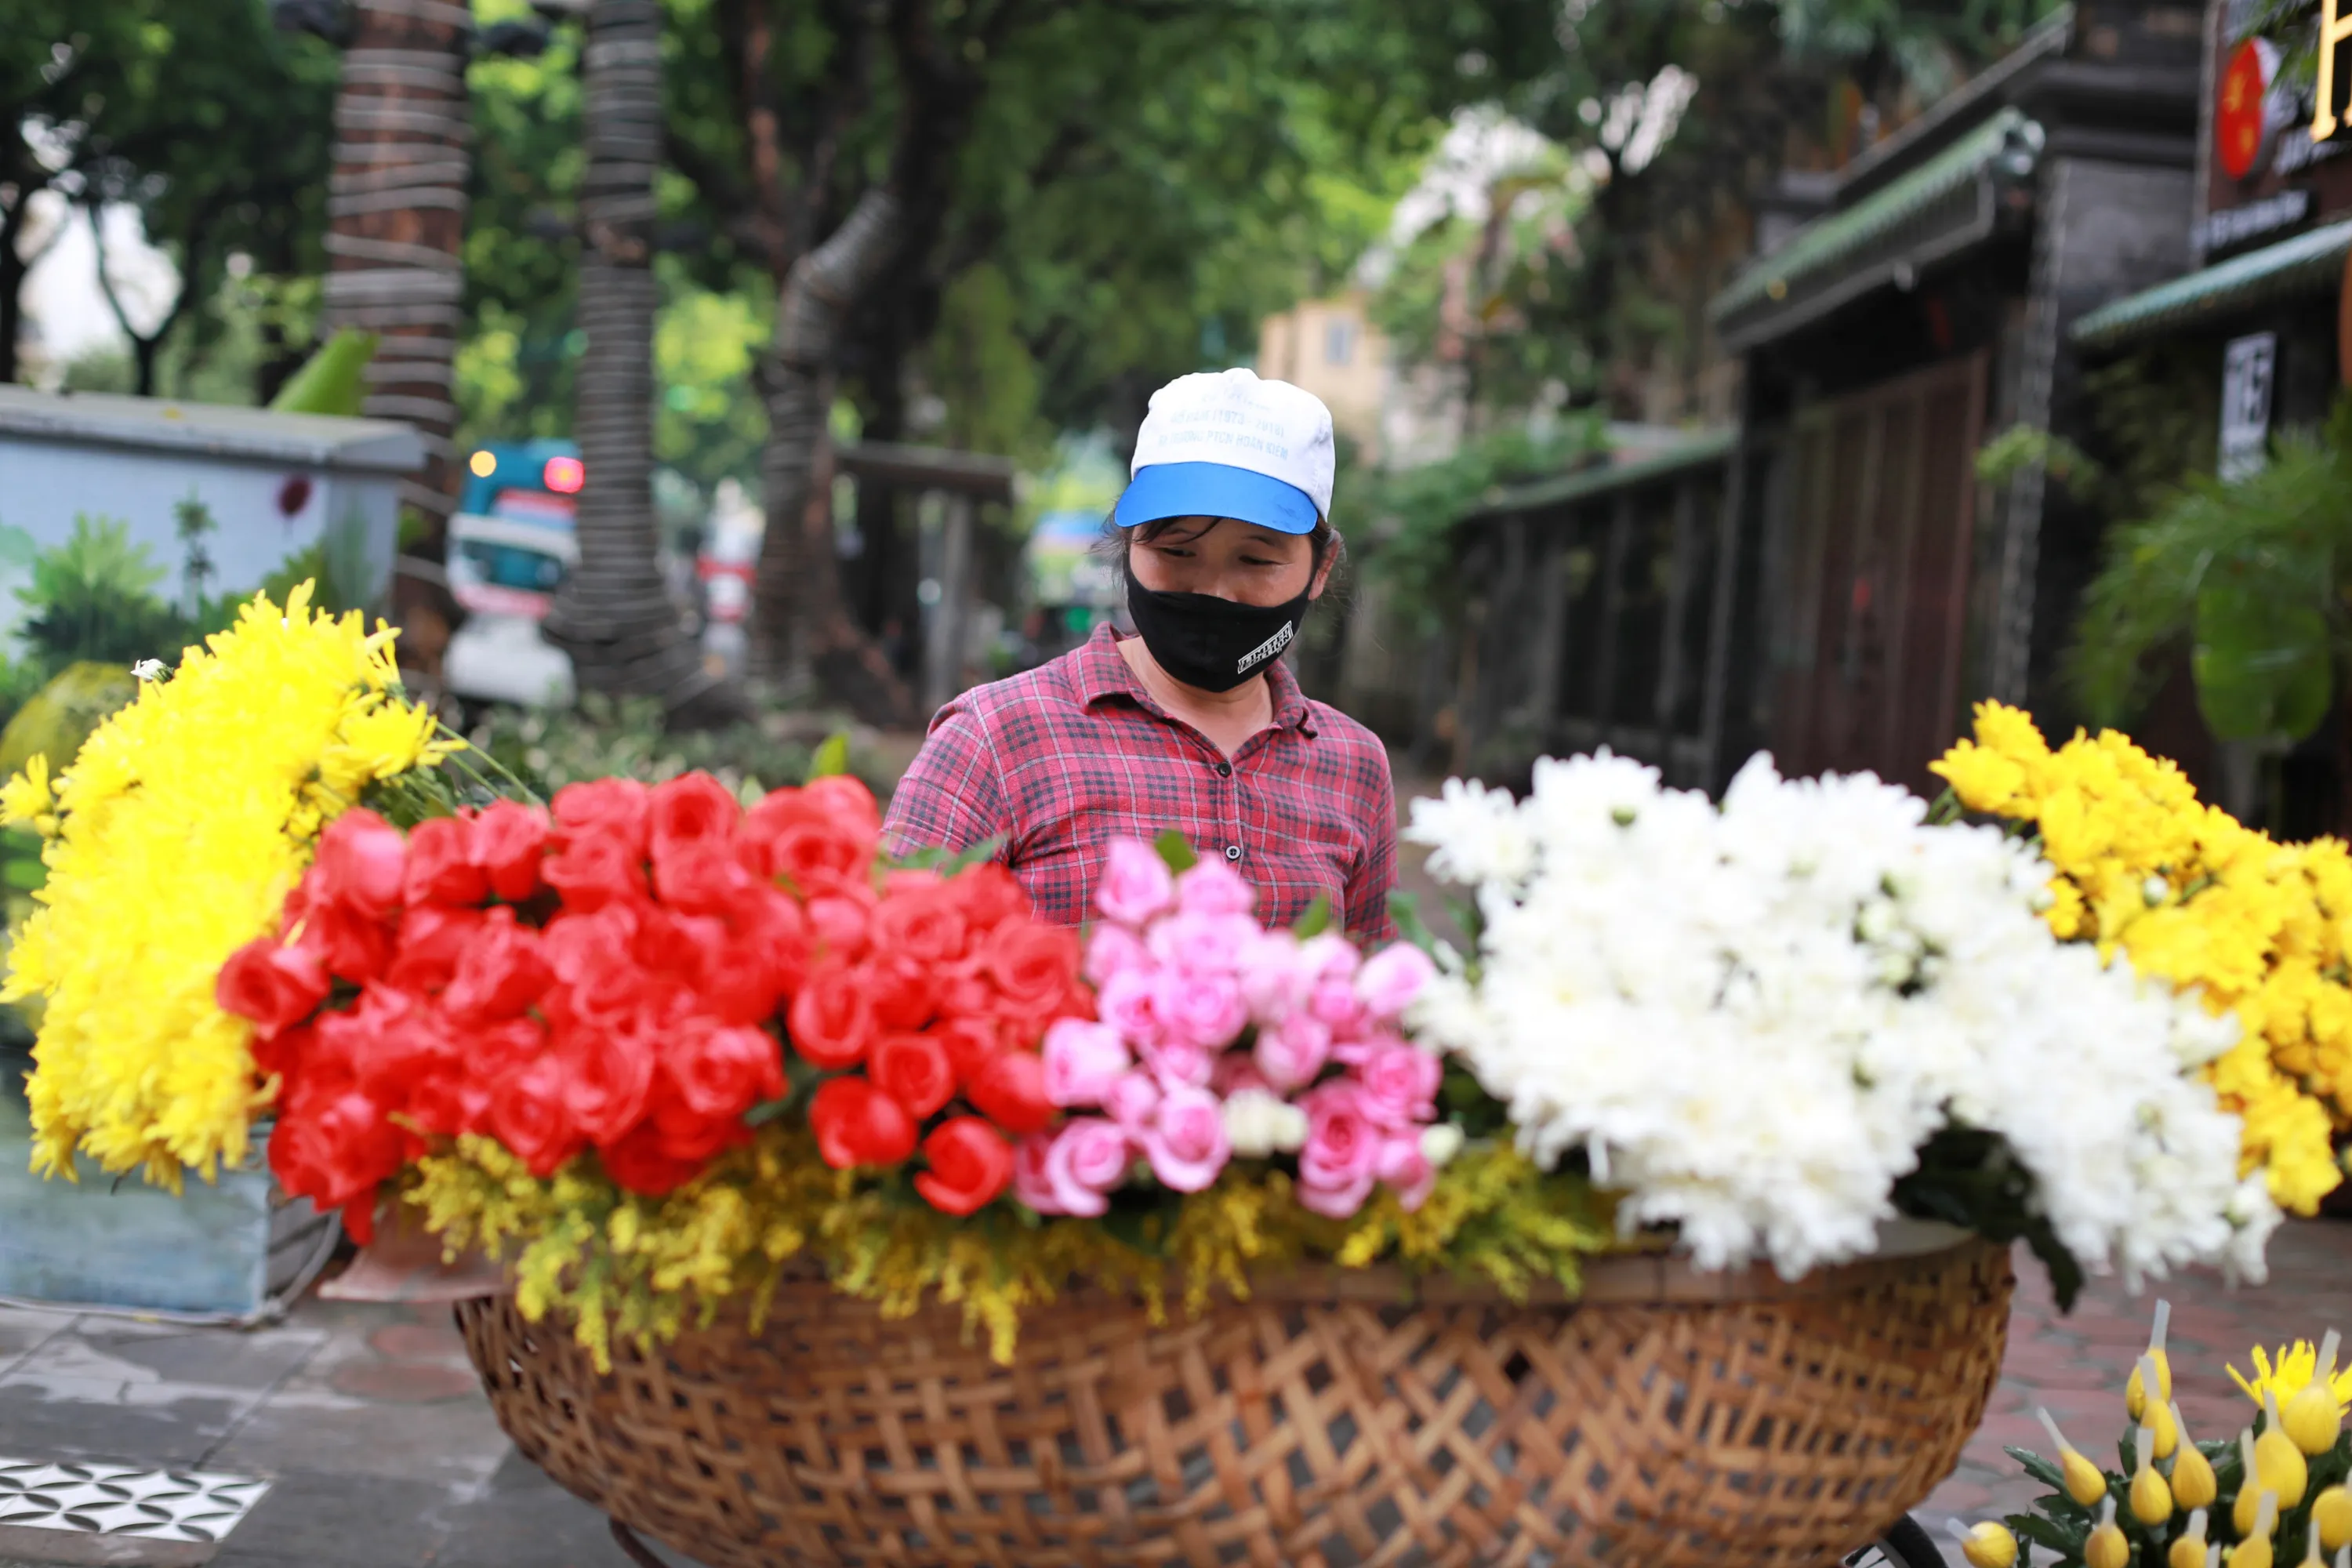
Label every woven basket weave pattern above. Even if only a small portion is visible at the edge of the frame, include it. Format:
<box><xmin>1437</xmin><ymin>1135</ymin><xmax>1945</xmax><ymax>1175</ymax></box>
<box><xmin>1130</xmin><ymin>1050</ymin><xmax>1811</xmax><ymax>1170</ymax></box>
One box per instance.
<box><xmin>456</xmin><ymin>1239</ymin><xmax>2012</xmax><ymax>1567</ymax></box>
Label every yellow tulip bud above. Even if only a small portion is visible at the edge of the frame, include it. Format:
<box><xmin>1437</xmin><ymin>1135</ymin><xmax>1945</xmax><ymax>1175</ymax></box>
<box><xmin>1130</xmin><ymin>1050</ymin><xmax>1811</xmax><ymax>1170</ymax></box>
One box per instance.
<box><xmin>2287</xmin><ymin>1333</ymin><xmax>2345</xmax><ymax>1457</ymax></box>
<box><xmin>2235</xmin><ymin>1492</ymin><xmax>2281</xmax><ymax>1568</ymax></box>
<box><xmin>2174</xmin><ymin>1406</ymin><xmax>2220</xmax><ymax>1510</ymax></box>
<box><xmin>2152</xmin><ymin>1395</ymin><xmax>2183</xmax><ymax>1460</ymax></box>
<box><xmin>2238</xmin><ymin>1432</ymin><xmax>2267</xmax><ymax>1537</ymax></box>
<box><xmin>2259</xmin><ymin>1391</ymin><xmax>2312</xmax><ymax>1508</ymax></box>
<box><xmin>2315</xmin><ymin>1486</ymin><xmax>2352</xmax><ymax>1554</ymax></box>
<box><xmin>2042</xmin><ymin>1407</ymin><xmax>2110</xmax><ymax>1505</ymax></box>
<box><xmin>2131</xmin><ymin>1302</ymin><xmax>2176</xmax><ymax>1421</ymax></box>
<box><xmin>2132</xmin><ymin>1423</ymin><xmax>2176</xmax><ymax>1525</ymax></box>
<box><xmin>1950</xmin><ymin>1519</ymin><xmax>2019</xmax><ymax>1568</ymax></box>
<box><xmin>2170</xmin><ymin>1507</ymin><xmax>2211</xmax><ymax>1568</ymax></box>
<box><xmin>2087</xmin><ymin>1497</ymin><xmax>2130</xmax><ymax>1568</ymax></box>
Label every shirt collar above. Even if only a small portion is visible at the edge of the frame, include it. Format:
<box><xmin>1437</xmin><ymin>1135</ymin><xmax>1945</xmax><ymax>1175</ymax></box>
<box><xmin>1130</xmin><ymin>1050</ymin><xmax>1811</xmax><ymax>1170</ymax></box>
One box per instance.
<box><xmin>1076</xmin><ymin>624</ymin><xmax>1316</xmax><ymax>736</ymax></box>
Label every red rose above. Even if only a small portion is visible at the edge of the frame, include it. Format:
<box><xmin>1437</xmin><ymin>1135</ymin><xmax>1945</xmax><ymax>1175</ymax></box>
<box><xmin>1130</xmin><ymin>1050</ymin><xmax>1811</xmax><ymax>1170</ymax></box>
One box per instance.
<box><xmin>808</xmin><ymin>1076</ymin><xmax>916</xmax><ymax>1171</ymax></box>
<box><xmin>311</xmin><ymin>988</ymin><xmax>456</xmax><ymax>1109</ymax></box>
<box><xmin>871</xmin><ymin>883</ymin><xmax>969</xmax><ymax>966</ymax></box>
<box><xmin>312</xmin><ymin>809</ymin><xmax>408</xmax><ymax>919</ymax></box>
<box><xmin>633</xmin><ymin>906</ymin><xmax>729</xmax><ymax>989</ymax></box>
<box><xmin>667</xmin><ymin>1018</ymin><xmax>785</xmax><ymax>1120</ymax></box>
<box><xmin>726</xmin><ymin>887</ymin><xmax>810</xmax><ymax>1019</ymax></box>
<box><xmin>648</xmin><ymin>1098</ymin><xmax>744</xmax><ymax>1165</ymax></box>
<box><xmin>552</xmin><ymin>777</ymin><xmax>652</xmax><ymax>857</ymax></box>
<box><xmin>804</xmin><ymin>891</ymin><xmax>873</xmax><ymax>963</ymax></box>
<box><xmin>864</xmin><ymin>953</ymin><xmax>936</xmax><ymax>1031</ymax></box>
<box><xmin>472</xmin><ymin>800</ymin><xmax>551</xmax><ymax>902</ymax></box>
<box><xmin>384</xmin><ymin>904</ymin><xmax>486</xmax><ymax>993</ymax></box>
<box><xmin>981</xmin><ymin>921</ymin><xmax>1081</xmax><ymax>1013</ymax></box>
<box><xmin>406</xmin><ymin>1073</ymin><xmax>493</xmax><ymax>1139</ymax></box>
<box><xmin>804</xmin><ymin>774</ymin><xmax>881</xmax><ymax>833</ymax></box>
<box><xmin>965</xmin><ymin>1049</ymin><xmax>1054</xmax><ymax>1136</ymax></box>
<box><xmin>216</xmin><ymin>936</ymin><xmax>329</xmax><ymax>1036</ymax></box>
<box><xmin>492</xmin><ymin>1055</ymin><xmax>583</xmax><ymax>1176</ymax></box>
<box><xmin>650</xmin><ymin>772</ymin><xmax>739</xmax><ymax>858</ymax></box>
<box><xmin>250</xmin><ymin>1021</ymin><xmax>313</xmax><ymax>1083</ymax></box>
<box><xmin>543</xmin><ymin>904</ymin><xmax>641</xmax><ymax>983</ymax></box>
<box><xmin>598</xmin><ymin>1120</ymin><xmax>710</xmax><ymax>1196</ymax></box>
<box><xmin>913</xmin><ymin>1116</ymin><xmax>1014</xmax><ymax>1216</ymax></box>
<box><xmin>869</xmin><ymin>1032</ymin><xmax>954</xmax><ymax>1120</ymax></box>
<box><xmin>556</xmin><ymin>1022</ymin><xmax>657</xmax><ymax>1145</ymax></box>
<box><xmin>653</xmin><ymin>837</ymin><xmax>761</xmax><ymax>916</ymax></box>
<box><xmin>786</xmin><ymin>962</ymin><xmax>876</xmax><ymax>1069</ymax></box>
<box><xmin>403</xmin><ymin>815</ymin><xmax>488</xmax><ymax>907</ymax></box>
<box><xmin>931</xmin><ymin>1016</ymin><xmax>1000</xmax><ymax>1088</ymax></box>
<box><xmin>296</xmin><ymin>898</ymin><xmax>395</xmax><ymax>983</ymax></box>
<box><xmin>931</xmin><ymin>960</ymin><xmax>993</xmax><ymax>1022</ymax></box>
<box><xmin>739</xmin><ymin>790</ymin><xmax>874</xmax><ymax>893</ymax></box>
<box><xmin>466</xmin><ymin>1015</ymin><xmax>546</xmax><ymax>1087</ymax></box>
<box><xmin>883</xmin><ymin>868</ymin><xmax>942</xmax><ymax>897</ymax></box>
<box><xmin>441</xmin><ymin>907</ymin><xmax>554</xmax><ymax>1025</ymax></box>
<box><xmin>269</xmin><ymin>1082</ymin><xmax>404</xmax><ymax>1216</ymax></box>
<box><xmin>946</xmin><ymin>862</ymin><xmax>1029</xmax><ymax>931</ymax></box>
<box><xmin>543</xmin><ymin>834</ymin><xmax>649</xmax><ymax>912</ymax></box>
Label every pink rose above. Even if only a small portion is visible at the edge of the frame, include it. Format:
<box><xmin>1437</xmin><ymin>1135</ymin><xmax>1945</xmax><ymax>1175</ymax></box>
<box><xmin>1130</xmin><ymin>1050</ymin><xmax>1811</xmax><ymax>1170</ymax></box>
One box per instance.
<box><xmin>1308</xmin><ymin>975</ymin><xmax>1367</xmax><ymax>1037</ymax></box>
<box><xmin>1103</xmin><ymin>1070</ymin><xmax>1161</xmax><ymax>1136</ymax></box>
<box><xmin>1155</xmin><ymin>969</ymin><xmax>1250</xmax><ymax>1050</ymax></box>
<box><xmin>1012</xmin><ymin>1132</ymin><xmax>1063</xmax><ymax>1214</ymax></box>
<box><xmin>1355</xmin><ymin>943</ymin><xmax>1436</xmax><ymax>1021</ymax></box>
<box><xmin>1147</xmin><ymin>910</ymin><xmax>1258</xmax><ymax>978</ymax></box>
<box><xmin>1142</xmin><ymin>1086</ymin><xmax>1229</xmax><ymax>1192</ymax></box>
<box><xmin>1044</xmin><ymin>1118</ymin><xmax>1133</xmax><ymax>1216</ymax></box>
<box><xmin>1142</xmin><ymin>1037</ymin><xmax>1216</xmax><ymax>1090</ymax></box>
<box><xmin>1377</xmin><ymin>1134</ymin><xmax>1436</xmax><ymax>1212</ymax></box>
<box><xmin>1097</xmin><ymin>967</ymin><xmax>1163</xmax><ymax>1048</ymax></box>
<box><xmin>1174</xmin><ymin>859</ymin><xmax>1255</xmax><ymax>917</ymax></box>
<box><xmin>1300</xmin><ymin>932</ymin><xmax>1360</xmax><ymax>983</ymax></box>
<box><xmin>1083</xmin><ymin>922</ymin><xmax>1151</xmax><ymax>987</ymax></box>
<box><xmin>1253</xmin><ymin>1012</ymin><xmax>1331</xmax><ymax>1093</ymax></box>
<box><xmin>1357</xmin><ymin>1043</ymin><xmax>1441</xmax><ymax>1128</ymax></box>
<box><xmin>1237</xmin><ymin>931</ymin><xmax>1316</xmax><ymax>1024</ymax></box>
<box><xmin>1297</xmin><ymin>1080</ymin><xmax>1380</xmax><ymax>1218</ymax></box>
<box><xmin>1042</xmin><ymin>1018</ymin><xmax>1131</xmax><ymax>1107</ymax></box>
<box><xmin>1214</xmin><ymin>1054</ymin><xmax>1273</xmax><ymax>1098</ymax></box>
<box><xmin>1096</xmin><ymin>837</ymin><xmax>1175</xmax><ymax>927</ymax></box>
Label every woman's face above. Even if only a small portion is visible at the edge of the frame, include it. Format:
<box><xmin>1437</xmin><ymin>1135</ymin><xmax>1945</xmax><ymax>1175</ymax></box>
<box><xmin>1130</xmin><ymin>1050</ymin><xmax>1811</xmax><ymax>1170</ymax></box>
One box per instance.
<box><xmin>1127</xmin><ymin>517</ymin><xmax>1333</xmax><ymax>606</ymax></box>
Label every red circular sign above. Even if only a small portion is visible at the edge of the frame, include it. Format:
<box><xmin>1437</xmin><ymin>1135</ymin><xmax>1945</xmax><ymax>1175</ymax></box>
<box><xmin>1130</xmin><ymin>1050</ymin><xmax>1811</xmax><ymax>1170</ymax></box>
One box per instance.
<box><xmin>2216</xmin><ymin>39</ymin><xmax>2270</xmax><ymax>180</ymax></box>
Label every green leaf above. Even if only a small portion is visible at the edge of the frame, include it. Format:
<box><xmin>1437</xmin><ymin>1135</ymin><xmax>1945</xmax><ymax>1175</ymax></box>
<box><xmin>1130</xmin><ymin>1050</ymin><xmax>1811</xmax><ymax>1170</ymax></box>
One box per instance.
<box><xmin>1388</xmin><ymin>889</ymin><xmax>1439</xmax><ymax>955</ymax></box>
<box><xmin>942</xmin><ymin>835</ymin><xmax>1007</xmax><ymax>873</ymax></box>
<box><xmin>1291</xmin><ymin>891</ymin><xmax>1333</xmax><ymax>938</ymax></box>
<box><xmin>1153</xmin><ymin>829</ymin><xmax>1199</xmax><ymax>873</ymax></box>
<box><xmin>2192</xmin><ymin>578</ymin><xmax>2333</xmax><ymax>742</ymax></box>
<box><xmin>3</xmin><ymin>856</ymin><xmax>43</xmax><ymax>892</ymax></box>
<box><xmin>807</xmin><ymin>732</ymin><xmax>851</xmax><ymax>780</ymax></box>
<box><xmin>2004</xmin><ymin>1446</ymin><xmax>2067</xmax><ymax>1493</ymax></box>
<box><xmin>2009</xmin><ymin>1511</ymin><xmax>2081</xmax><ymax>1552</ymax></box>
<box><xmin>268</xmin><ymin>328</ymin><xmax>379</xmax><ymax>417</ymax></box>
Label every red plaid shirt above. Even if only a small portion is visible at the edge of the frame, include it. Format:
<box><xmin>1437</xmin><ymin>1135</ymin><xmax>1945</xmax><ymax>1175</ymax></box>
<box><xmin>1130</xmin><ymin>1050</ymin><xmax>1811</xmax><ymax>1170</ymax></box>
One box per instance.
<box><xmin>883</xmin><ymin>626</ymin><xmax>1398</xmax><ymax>942</ymax></box>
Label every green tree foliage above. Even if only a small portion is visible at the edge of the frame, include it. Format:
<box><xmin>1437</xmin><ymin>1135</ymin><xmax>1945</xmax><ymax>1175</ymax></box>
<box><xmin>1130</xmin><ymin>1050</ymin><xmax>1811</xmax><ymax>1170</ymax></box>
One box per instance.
<box><xmin>14</xmin><ymin>517</ymin><xmax>184</xmax><ymax>669</ymax></box>
<box><xmin>2073</xmin><ymin>401</ymin><xmax>2352</xmax><ymax>745</ymax></box>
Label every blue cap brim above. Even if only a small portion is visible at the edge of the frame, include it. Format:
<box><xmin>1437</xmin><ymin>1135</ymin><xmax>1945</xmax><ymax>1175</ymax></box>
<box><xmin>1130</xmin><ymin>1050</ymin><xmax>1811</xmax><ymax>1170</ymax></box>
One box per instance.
<box><xmin>1113</xmin><ymin>462</ymin><xmax>1319</xmax><ymax>535</ymax></box>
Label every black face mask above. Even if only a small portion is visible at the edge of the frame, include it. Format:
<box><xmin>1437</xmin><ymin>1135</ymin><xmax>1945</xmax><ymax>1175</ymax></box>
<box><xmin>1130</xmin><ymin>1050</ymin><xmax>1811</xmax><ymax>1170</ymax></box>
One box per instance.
<box><xmin>1123</xmin><ymin>558</ymin><xmax>1312</xmax><ymax>694</ymax></box>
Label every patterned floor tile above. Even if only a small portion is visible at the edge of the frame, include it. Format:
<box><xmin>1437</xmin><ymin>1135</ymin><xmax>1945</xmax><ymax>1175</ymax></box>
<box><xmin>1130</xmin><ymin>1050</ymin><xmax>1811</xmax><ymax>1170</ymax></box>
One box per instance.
<box><xmin>0</xmin><ymin>1457</ymin><xmax>267</xmax><ymax>1544</ymax></box>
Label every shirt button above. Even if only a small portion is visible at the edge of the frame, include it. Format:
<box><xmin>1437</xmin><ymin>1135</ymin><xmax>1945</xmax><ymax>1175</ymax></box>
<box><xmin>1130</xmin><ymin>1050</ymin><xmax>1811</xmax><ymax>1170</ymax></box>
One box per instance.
<box><xmin>1225</xmin><ymin>844</ymin><xmax>1243</xmax><ymax>862</ymax></box>
<box><xmin>1216</xmin><ymin>761</ymin><xmax>1232</xmax><ymax>777</ymax></box>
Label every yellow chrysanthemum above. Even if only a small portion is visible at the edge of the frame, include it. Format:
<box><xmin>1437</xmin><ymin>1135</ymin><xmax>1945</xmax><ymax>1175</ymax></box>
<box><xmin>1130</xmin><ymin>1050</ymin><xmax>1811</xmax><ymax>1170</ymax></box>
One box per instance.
<box><xmin>1934</xmin><ymin>702</ymin><xmax>2352</xmax><ymax>1212</ymax></box>
<box><xmin>5</xmin><ymin>583</ymin><xmax>457</xmax><ymax>1187</ymax></box>
<box><xmin>2231</xmin><ymin>1341</ymin><xmax>2352</xmax><ymax>1420</ymax></box>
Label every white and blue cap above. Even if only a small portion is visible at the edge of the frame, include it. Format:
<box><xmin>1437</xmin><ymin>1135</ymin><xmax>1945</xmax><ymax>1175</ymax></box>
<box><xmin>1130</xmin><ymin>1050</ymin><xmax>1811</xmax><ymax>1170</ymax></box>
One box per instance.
<box><xmin>1114</xmin><ymin>368</ymin><xmax>1336</xmax><ymax>535</ymax></box>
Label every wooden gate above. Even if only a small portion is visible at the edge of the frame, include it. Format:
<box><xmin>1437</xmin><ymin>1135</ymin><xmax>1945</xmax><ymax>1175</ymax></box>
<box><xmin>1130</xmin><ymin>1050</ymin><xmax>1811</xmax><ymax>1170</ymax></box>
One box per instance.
<box><xmin>1770</xmin><ymin>352</ymin><xmax>1987</xmax><ymax>791</ymax></box>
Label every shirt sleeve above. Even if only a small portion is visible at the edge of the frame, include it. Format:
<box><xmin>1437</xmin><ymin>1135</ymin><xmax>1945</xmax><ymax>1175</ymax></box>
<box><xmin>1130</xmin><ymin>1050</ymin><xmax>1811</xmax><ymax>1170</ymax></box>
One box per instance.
<box><xmin>1344</xmin><ymin>750</ymin><xmax>1400</xmax><ymax>945</ymax></box>
<box><xmin>880</xmin><ymin>702</ymin><xmax>1010</xmax><ymax>858</ymax></box>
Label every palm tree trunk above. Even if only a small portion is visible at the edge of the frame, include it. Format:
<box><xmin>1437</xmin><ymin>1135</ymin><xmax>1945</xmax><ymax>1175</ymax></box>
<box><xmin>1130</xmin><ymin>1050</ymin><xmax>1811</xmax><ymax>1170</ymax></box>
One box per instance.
<box><xmin>749</xmin><ymin>187</ymin><xmax>914</xmax><ymax>723</ymax></box>
<box><xmin>542</xmin><ymin>0</ymin><xmax>745</xmax><ymax>726</ymax></box>
<box><xmin>321</xmin><ymin>0</ymin><xmax>473</xmax><ymax>535</ymax></box>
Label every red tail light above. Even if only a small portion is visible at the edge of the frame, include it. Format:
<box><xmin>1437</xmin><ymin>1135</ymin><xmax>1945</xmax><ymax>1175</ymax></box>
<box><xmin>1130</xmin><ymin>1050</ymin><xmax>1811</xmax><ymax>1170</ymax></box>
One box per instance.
<box><xmin>543</xmin><ymin>456</ymin><xmax>585</xmax><ymax>494</ymax></box>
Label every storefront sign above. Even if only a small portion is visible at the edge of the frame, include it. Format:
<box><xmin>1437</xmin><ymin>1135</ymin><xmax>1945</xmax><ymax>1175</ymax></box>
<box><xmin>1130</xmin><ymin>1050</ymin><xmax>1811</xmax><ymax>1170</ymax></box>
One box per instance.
<box><xmin>2320</xmin><ymin>0</ymin><xmax>2352</xmax><ymax>143</ymax></box>
<box><xmin>2198</xmin><ymin>189</ymin><xmax>2312</xmax><ymax>253</ymax></box>
<box><xmin>2220</xmin><ymin>332</ymin><xmax>2278</xmax><ymax>481</ymax></box>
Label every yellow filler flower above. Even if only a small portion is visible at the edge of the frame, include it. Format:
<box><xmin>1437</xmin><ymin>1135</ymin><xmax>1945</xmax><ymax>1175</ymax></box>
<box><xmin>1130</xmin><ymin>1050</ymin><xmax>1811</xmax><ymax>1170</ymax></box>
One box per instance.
<box><xmin>3</xmin><ymin>584</ymin><xmax>456</xmax><ymax>1186</ymax></box>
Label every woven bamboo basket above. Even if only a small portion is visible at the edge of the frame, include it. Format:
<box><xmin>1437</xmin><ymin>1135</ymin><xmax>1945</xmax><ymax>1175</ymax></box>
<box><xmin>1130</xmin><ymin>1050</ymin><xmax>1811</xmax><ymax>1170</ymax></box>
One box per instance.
<box><xmin>454</xmin><ymin>1227</ymin><xmax>2013</xmax><ymax>1568</ymax></box>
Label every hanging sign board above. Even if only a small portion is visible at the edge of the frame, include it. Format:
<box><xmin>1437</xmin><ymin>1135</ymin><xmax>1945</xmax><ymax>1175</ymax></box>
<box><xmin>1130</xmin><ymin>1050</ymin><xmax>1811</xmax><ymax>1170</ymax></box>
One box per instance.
<box><xmin>2321</xmin><ymin>0</ymin><xmax>2352</xmax><ymax>144</ymax></box>
<box><xmin>2220</xmin><ymin>332</ymin><xmax>2278</xmax><ymax>481</ymax></box>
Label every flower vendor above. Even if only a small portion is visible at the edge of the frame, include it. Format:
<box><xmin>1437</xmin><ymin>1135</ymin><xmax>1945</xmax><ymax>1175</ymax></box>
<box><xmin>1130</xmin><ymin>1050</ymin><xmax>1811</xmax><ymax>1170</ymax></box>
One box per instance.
<box><xmin>882</xmin><ymin>369</ymin><xmax>1398</xmax><ymax>940</ymax></box>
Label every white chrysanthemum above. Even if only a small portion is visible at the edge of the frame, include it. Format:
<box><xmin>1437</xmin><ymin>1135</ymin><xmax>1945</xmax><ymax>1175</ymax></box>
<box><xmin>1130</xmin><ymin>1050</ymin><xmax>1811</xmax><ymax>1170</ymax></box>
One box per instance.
<box><xmin>1402</xmin><ymin>749</ymin><xmax>2271</xmax><ymax>1287</ymax></box>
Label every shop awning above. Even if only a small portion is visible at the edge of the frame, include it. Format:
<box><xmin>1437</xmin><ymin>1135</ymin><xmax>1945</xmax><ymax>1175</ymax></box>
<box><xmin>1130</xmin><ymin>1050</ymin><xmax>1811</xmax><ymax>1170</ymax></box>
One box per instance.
<box><xmin>1461</xmin><ymin>428</ymin><xmax>1737</xmax><ymax>523</ymax></box>
<box><xmin>1709</xmin><ymin>109</ymin><xmax>2045</xmax><ymax>353</ymax></box>
<box><xmin>2069</xmin><ymin>219</ymin><xmax>2352</xmax><ymax>352</ymax></box>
